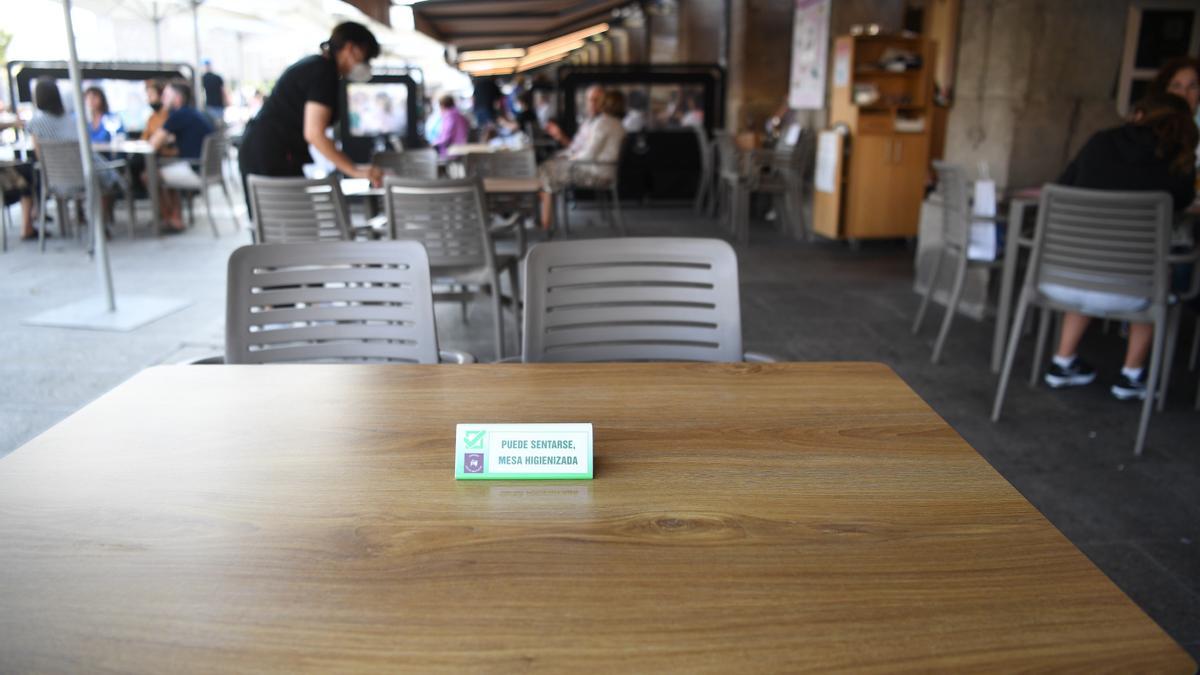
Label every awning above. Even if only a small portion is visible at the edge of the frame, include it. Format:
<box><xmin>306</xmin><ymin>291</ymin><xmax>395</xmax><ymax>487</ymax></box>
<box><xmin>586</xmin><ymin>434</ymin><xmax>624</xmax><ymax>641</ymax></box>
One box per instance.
<box><xmin>412</xmin><ymin>0</ymin><xmax>630</xmax><ymax>51</ymax></box>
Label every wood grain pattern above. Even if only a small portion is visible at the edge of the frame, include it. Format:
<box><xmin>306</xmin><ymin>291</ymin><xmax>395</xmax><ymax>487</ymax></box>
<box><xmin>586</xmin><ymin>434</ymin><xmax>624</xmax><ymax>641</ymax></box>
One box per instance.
<box><xmin>482</xmin><ymin>177</ymin><xmax>540</xmax><ymax>194</ymax></box>
<box><xmin>0</xmin><ymin>363</ymin><xmax>1191</xmax><ymax>673</ymax></box>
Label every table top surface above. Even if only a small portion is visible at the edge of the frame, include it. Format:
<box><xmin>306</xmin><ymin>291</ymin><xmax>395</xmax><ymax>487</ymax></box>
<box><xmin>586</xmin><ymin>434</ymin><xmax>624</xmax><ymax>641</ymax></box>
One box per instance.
<box><xmin>93</xmin><ymin>139</ymin><xmax>155</xmax><ymax>154</ymax></box>
<box><xmin>447</xmin><ymin>142</ymin><xmax>501</xmax><ymax>156</ymax></box>
<box><xmin>0</xmin><ymin>363</ymin><xmax>1191</xmax><ymax>673</ymax></box>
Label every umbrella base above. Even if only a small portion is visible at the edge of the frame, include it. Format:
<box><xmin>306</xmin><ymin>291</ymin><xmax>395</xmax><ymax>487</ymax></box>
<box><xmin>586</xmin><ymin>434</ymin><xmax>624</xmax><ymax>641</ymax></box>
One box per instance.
<box><xmin>23</xmin><ymin>295</ymin><xmax>191</xmax><ymax>332</ymax></box>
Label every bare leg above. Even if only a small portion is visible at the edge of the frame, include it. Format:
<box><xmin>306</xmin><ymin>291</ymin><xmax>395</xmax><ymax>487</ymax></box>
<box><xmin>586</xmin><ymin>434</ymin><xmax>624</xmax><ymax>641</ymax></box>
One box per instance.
<box><xmin>539</xmin><ymin>191</ymin><xmax>554</xmax><ymax>231</ymax></box>
<box><xmin>20</xmin><ymin>195</ymin><xmax>33</xmax><ymax>237</ymax></box>
<box><xmin>1056</xmin><ymin>312</ymin><xmax>1092</xmax><ymax>358</ymax></box>
<box><xmin>1125</xmin><ymin>322</ymin><xmax>1152</xmax><ymax>370</ymax></box>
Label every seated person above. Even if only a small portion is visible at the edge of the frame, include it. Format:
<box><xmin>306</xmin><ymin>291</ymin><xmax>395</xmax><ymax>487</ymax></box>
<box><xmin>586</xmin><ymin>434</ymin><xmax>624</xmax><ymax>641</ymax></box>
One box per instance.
<box><xmin>538</xmin><ymin>86</ymin><xmax>626</xmax><ymax>230</ymax></box>
<box><xmin>1042</xmin><ymin>93</ymin><xmax>1197</xmax><ymax>400</ymax></box>
<box><xmin>128</xmin><ymin>79</ymin><xmax>172</xmax><ymax>196</ymax></box>
<box><xmin>147</xmin><ymin>81</ymin><xmax>214</xmax><ymax>233</ymax></box>
<box><xmin>85</xmin><ymin>86</ymin><xmax>123</xmax><ymax>160</ymax></box>
<box><xmin>26</xmin><ymin>78</ymin><xmax>124</xmax><ymax>234</ymax></box>
<box><xmin>431</xmin><ymin>94</ymin><xmax>469</xmax><ymax>159</ymax></box>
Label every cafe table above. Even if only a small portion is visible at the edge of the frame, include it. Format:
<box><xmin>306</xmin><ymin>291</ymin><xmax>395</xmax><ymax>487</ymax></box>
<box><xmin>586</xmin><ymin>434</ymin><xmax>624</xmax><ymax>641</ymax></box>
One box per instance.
<box><xmin>0</xmin><ymin>363</ymin><xmax>1192</xmax><ymax>672</ymax></box>
<box><xmin>93</xmin><ymin>139</ymin><xmax>162</xmax><ymax>234</ymax></box>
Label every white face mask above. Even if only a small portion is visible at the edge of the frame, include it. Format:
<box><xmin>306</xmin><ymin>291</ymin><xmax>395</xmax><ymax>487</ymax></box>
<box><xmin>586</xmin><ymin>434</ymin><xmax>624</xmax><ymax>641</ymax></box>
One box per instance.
<box><xmin>347</xmin><ymin>61</ymin><xmax>372</xmax><ymax>83</ymax></box>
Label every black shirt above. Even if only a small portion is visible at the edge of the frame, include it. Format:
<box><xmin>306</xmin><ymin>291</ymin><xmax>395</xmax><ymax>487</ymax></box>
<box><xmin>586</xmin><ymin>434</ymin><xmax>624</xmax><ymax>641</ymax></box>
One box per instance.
<box><xmin>201</xmin><ymin>72</ymin><xmax>225</xmax><ymax>109</ymax></box>
<box><xmin>243</xmin><ymin>55</ymin><xmax>340</xmax><ymax>169</ymax></box>
<box><xmin>1058</xmin><ymin>124</ymin><xmax>1196</xmax><ymax>211</ymax></box>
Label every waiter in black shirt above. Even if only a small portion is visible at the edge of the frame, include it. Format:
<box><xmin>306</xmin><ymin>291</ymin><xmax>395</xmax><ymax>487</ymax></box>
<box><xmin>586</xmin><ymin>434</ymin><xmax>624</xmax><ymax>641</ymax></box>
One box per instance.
<box><xmin>238</xmin><ymin>22</ymin><xmax>383</xmax><ymax>216</ymax></box>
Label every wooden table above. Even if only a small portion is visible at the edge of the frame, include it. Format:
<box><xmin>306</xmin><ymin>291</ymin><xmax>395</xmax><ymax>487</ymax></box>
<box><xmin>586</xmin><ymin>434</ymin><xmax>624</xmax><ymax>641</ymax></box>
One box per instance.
<box><xmin>447</xmin><ymin>142</ymin><xmax>498</xmax><ymax>157</ymax></box>
<box><xmin>483</xmin><ymin>176</ymin><xmax>540</xmax><ymax>195</ymax></box>
<box><xmin>0</xmin><ymin>363</ymin><xmax>1191</xmax><ymax>672</ymax></box>
<box><xmin>340</xmin><ymin>177</ymin><xmax>540</xmax><ymax>198</ymax></box>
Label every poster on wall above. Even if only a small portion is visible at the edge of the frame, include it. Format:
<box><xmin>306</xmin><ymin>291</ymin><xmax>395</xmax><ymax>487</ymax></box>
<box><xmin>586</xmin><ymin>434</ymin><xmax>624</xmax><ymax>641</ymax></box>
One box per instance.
<box><xmin>787</xmin><ymin>0</ymin><xmax>831</xmax><ymax>109</ymax></box>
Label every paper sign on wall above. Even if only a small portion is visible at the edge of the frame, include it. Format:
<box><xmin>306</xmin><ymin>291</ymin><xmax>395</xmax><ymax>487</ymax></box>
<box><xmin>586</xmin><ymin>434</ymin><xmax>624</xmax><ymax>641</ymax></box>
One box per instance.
<box><xmin>454</xmin><ymin>423</ymin><xmax>593</xmax><ymax>480</ymax></box>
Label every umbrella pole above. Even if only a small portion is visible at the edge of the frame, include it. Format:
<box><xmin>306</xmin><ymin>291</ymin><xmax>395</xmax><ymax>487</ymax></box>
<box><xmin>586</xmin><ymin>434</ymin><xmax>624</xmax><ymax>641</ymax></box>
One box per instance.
<box><xmin>191</xmin><ymin>0</ymin><xmax>202</xmax><ymax>108</ymax></box>
<box><xmin>62</xmin><ymin>0</ymin><xmax>116</xmax><ymax>313</ymax></box>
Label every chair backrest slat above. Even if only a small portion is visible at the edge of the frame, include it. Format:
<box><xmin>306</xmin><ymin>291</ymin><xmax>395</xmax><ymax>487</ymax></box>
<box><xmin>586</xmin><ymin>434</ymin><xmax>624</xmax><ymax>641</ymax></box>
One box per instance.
<box><xmin>932</xmin><ymin>161</ymin><xmax>970</xmax><ymax>249</ymax></box>
<box><xmin>225</xmin><ymin>241</ymin><xmax>440</xmax><ymax>364</ymax></box>
<box><xmin>522</xmin><ymin>237</ymin><xmax>744</xmax><ymax>362</ymax></box>
<box><xmin>464</xmin><ymin>149</ymin><xmax>537</xmax><ymax>178</ymax></box>
<box><xmin>247</xmin><ymin>175</ymin><xmax>351</xmax><ymax>243</ymax></box>
<box><xmin>1029</xmin><ymin>184</ymin><xmax>1171</xmax><ymax>301</ymax></box>
<box><xmin>373</xmin><ymin>149</ymin><xmax>438</xmax><ymax>179</ymax></box>
<box><xmin>384</xmin><ymin>177</ymin><xmax>493</xmax><ymax>269</ymax></box>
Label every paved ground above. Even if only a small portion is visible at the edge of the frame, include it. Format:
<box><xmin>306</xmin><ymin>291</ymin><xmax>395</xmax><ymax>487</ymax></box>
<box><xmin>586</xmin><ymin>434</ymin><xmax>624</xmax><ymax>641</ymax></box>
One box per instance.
<box><xmin>1</xmin><ymin>194</ymin><xmax>1198</xmax><ymax>660</ymax></box>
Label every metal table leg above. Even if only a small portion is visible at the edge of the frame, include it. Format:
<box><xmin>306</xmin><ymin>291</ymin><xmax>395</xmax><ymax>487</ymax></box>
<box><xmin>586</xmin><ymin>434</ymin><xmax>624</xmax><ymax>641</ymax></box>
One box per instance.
<box><xmin>992</xmin><ymin>199</ymin><xmax>1034</xmax><ymax>373</ymax></box>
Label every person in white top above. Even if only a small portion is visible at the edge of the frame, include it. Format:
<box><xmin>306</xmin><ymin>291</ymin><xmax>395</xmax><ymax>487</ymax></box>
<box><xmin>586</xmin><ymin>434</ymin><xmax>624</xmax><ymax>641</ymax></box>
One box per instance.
<box><xmin>538</xmin><ymin>85</ymin><xmax>626</xmax><ymax>230</ymax></box>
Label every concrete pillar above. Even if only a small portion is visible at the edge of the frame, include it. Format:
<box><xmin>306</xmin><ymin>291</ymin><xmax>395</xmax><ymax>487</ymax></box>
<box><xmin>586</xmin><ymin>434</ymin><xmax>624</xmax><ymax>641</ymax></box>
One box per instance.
<box><xmin>944</xmin><ymin>0</ymin><xmax>1125</xmax><ymax>192</ymax></box>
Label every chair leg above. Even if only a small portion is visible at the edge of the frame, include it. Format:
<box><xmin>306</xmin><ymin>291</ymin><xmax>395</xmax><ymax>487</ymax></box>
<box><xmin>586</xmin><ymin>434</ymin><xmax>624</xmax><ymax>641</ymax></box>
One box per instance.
<box><xmin>610</xmin><ymin>186</ymin><xmax>624</xmax><ymax>236</ymax></box>
<box><xmin>992</xmin><ymin>295</ymin><xmax>1032</xmax><ymax>422</ymax></box>
<box><xmin>203</xmin><ymin>186</ymin><xmax>219</xmax><ymax>238</ymax></box>
<box><xmin>932</xmin><ymin>256</ymin><xmax>968</xmax><ymax>364</ymax></box>
<box><xmin>1029</xmin><ymin>307</ymin><xmax>1051</xmax><ymax>387</ymax></box>
<box><xmin>912</xmin><ymin>249</ymin><xmax>945</xmax><ymax>334</ymax></box>
<box><xmin>1188</xmin><ymin>314</ymin><xmax>1199</xmax><ymax>371</ymax></box>
<box><xmin>737</xmin><ymin>186</ymin><xmax>750</xmax><ymax>246</ymax></box>
<box><xmin>1136</xmin><ymin>312</ymin><xmax>1168</xmax><ymax>456</ymax></box>
<box><xmin>1157</xmin><ymin>304</ymin><xmax>1182</xmax><ymax>412</ymax></box>
<box><xmin>220</xmin><ymin>181</ymin><xmax>240</xmax><ymax>231</ymax></box>
<box><xmin>490</xmin><ymin>284</ymin><xmax>505</xmax><ymax>361</ymax></box>
<box><xmin>38</xmin><ymin>189</ymin><xmax>47</xmax><ymax>252</ymax></box>
<box><xmin>507</xmin><ymin>263</ymin><xmax>522</xmax><ymax>348</ymax></box>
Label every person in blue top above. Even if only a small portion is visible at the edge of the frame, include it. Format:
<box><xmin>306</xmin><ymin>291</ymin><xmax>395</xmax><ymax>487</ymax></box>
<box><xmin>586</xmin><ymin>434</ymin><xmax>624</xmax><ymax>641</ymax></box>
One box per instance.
<box><xmin>148</xmin><ymin>80</ymin><xmax>214</xmax><ymax>233</ymax></box>
<box><xmin>85</xmin><ymin>86</ymin><xmax>123</xmax><ymax>159</ymax></box>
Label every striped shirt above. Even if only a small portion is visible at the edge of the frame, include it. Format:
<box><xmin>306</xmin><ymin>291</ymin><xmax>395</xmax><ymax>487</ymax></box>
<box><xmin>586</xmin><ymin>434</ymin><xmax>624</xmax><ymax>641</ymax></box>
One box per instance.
<box><xmin>27</xmin><ymin>112</ymin><xmax>79</xmax><ymax>142</ymax></box>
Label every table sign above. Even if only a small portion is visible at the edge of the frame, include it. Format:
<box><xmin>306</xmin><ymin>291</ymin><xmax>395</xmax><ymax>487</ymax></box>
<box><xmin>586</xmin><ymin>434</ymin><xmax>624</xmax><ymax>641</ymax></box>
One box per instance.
<box><xmin>454</xmin><ymin>423</ymin><xmax>592</xmax><ymax>480</ymax></box>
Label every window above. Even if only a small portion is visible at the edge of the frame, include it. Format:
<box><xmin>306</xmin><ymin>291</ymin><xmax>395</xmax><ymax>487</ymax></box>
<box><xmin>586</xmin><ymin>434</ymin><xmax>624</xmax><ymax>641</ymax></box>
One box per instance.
<box><xmin>1118</xmin><ymin>2</ymin><xmax>1199</xmax><ymax>115</ymax></box>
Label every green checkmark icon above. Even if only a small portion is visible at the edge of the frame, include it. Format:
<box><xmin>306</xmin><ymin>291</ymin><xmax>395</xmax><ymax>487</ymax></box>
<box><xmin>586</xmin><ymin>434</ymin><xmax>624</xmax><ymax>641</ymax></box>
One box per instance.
<box><xmin>464</xmin><ymin>430</ymin><xmax>485</xmax><ymax>449</ymax></box>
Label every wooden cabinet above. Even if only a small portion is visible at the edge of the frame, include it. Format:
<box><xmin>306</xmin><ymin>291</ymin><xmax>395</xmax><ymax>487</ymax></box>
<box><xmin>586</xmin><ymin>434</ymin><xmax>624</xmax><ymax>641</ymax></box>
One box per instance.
<box><xmin>813</xmin><ymin>35</ymin><xmax>935</xmax><ymax>241</ymax></box>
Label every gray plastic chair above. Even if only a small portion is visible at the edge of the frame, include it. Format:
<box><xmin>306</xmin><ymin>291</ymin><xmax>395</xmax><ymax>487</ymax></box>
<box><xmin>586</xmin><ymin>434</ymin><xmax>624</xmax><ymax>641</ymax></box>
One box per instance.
<box><xmin>560</xmin><ymin>143</ymin><xmax>625</xmax><ymax>236</ymax></box>
<box><xmin>465</xmin><ymin>149</ymin><xmax>538</xmax><ymax>257</ymax></box>
<box><xmin>384</xmin><ymin>176</ymin><xmax>518</xmax><ymax>360</ymax></box>
<box><xmin>991</xmin><ymin>184</ymin><xmax>1173</xmax><ymax>456</ymax></box>
<box><xmin>225</xmin><ymin>241</ymin><xmax>472</xmax><ymax>364</ymax></box>
<box><xmin>521</xmin><ymin>237</ymin><xmax>774</xmax><ymax>363</ymax></box>
<box><xmin>691</xmin><ymin>125</ymin><xmax>714</xmax><ymax>215</ymax></box>
<box><xmin>464</xmin><ymin>149</ymin><xmax>537</xmax><ymax>178</ymax></box>
<box><xmin>912</xmin><ymin>161</ymin><xmax>1003</xmax><ymax>363</ymax></box>
<box><xmin>162</xmin><ymin>133</ymin><xmax>238</xmax><ymax>238</ymax></box>
<box><xmin>714</xmin><ymin>131</ymin><xmax>750</xmax><ymax>245</ymax></box>
<box><xmin>372</xmin><ymin>149</ymin><xmax>438</xmax><ymax>179</ymax></box>
<box><xmin>247</xmin><ymin>174</ymin><xmax>351</xmax><ymax>243</ymax></box>
<box><xmin>37</xmin><ymin>140</ymin><xmax>133</xmax><ymax>251</ymax></box>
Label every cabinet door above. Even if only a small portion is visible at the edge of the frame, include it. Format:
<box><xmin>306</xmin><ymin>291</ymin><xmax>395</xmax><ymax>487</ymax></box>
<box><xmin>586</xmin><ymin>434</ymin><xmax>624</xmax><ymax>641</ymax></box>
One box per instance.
<box><xmin>844</xmin><ymin>134</ymin><xmax>894</xmax><ymax>238</ymax></box>
<box><xmin>885</xmin><ymin>133</ymin><xmax>931</xmax><ymax>238</ymax></box>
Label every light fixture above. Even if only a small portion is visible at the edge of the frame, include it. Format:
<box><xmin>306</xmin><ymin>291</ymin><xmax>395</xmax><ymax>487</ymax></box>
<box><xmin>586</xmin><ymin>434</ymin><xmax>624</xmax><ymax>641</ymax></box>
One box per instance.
<box><xmin>458</xmin><ymin>47</ymin><xmax>526</xmax><ymax>62</ymax></box>
<box><xmin>516</xmin><ymin>50</ymin><xmax>572</xmax><ymax>73</ymax></box>
<box><xmin>523</xmin><ymin>23</ymin><xmax>608</xmax><ymax>56</ymax></box>
<box><xmin>458</xmin><ymin>58</ymin><xmax>521</xmax><ymax>72</ymax></box>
